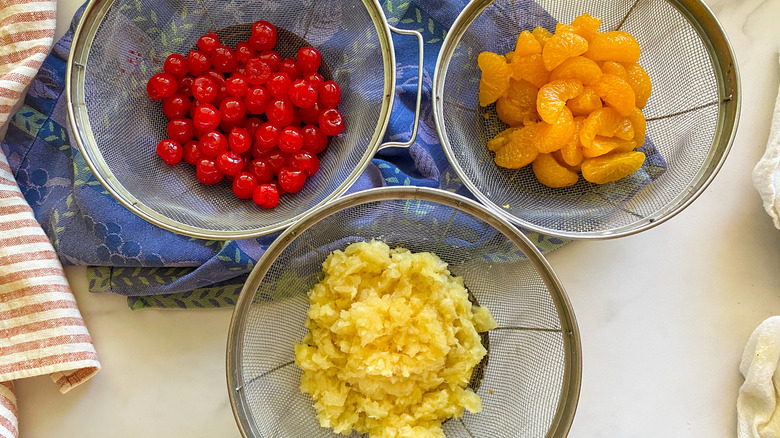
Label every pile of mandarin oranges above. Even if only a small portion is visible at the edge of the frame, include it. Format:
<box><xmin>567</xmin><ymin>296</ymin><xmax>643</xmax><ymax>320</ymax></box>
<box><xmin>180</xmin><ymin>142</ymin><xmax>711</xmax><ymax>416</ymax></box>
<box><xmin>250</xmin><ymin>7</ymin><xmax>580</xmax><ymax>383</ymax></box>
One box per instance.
<box><xmin>146</xmin><ymin>21</ymin><xmax>344</xmax><ymax>208</ymax></box>
<box><xmin>478</xmin><ymin>13</ymin><xmax>653</xmax><ymax>188</ymax></box>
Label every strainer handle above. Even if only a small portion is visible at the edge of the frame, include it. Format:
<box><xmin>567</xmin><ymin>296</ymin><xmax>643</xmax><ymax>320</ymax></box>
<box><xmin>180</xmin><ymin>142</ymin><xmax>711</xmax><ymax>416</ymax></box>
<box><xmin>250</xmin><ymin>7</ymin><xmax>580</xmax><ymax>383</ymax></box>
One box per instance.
<box><xmin>378</xmin><ymin>26</ymin><xmax>424</xmax><ymax>150</ymax></box>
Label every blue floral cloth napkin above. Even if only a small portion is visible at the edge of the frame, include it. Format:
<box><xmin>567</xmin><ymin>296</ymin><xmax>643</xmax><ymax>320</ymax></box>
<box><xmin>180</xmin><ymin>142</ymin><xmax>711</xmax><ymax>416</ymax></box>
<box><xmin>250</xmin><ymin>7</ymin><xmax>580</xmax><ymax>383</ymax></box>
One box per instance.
<box><xmin>1</xmin><ymin>0</ymin><xmax>659</xmax><ymax>309</ymax></box>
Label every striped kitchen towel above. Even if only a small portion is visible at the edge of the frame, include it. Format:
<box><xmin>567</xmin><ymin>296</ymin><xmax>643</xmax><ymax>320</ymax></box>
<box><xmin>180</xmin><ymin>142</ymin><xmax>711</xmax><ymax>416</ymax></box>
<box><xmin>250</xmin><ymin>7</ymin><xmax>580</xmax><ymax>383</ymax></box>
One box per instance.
<box><xmin>0</xmin><ymin>1</ymin><xmax>101</xmax><ymax>437</ymax></box>
<box><xmin>0</xmin><ymin>0</ymin><xmax>57</xmax><ymax>127</ymax></box>
<box><xmin>1</xmin><ymin>151</ymin><xmax>101</xmax><ymax>438</ymax></box>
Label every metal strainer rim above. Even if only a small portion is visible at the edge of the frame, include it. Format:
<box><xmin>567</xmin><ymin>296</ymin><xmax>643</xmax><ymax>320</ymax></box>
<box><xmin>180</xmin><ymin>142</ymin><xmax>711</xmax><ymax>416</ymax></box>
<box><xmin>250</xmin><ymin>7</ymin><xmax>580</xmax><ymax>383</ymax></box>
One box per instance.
<box><xmin>431</xmin><ymin>0</ymin><xmax>741</xmax><ymax>240</ymax></box>
<box><xmin>65</xmin><ymin>0</ymin><xmax>397</xmax><ymax>240</ymax></box>
<box><xmin>226</xmin><ymin>186</ymin><xmax>582</xmax><ymax>438</ymax></box>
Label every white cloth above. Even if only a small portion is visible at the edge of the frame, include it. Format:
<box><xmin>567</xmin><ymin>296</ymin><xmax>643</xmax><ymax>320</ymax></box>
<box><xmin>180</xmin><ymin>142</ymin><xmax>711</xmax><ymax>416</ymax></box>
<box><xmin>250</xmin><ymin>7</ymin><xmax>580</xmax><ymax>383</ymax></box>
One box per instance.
<box><xmin>738</xmin><ymin>316</ymin><xmax>780</xmax><ymax>438</ymax></box>
<box><xmin>752</xmin><ymin>54</ymin><xmax>780</xmax><ymax>229</ymax></box>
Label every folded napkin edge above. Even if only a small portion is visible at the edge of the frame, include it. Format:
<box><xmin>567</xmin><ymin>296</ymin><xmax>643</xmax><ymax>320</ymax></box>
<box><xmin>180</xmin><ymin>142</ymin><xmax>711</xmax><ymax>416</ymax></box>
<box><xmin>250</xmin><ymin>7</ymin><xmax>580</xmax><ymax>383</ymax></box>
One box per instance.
<box><xmin>0</xmin><ymin>362</ymin><xmax>100</xmax><ymax>394</ymax></box>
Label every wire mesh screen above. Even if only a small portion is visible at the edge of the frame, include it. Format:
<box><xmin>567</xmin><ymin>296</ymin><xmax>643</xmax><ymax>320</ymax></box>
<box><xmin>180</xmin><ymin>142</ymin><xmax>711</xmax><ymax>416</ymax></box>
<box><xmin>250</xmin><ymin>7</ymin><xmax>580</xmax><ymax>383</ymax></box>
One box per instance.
<box><xmin>437</xmin><ymin>0</ymin><xmax>731</xmax><ymax>237</ymax></box>
<box><xmin>233</xmin><ymin>191</ymin><xmax>578</xmax><ymax>437</ymax></box>
<box><xmin>75</xmin><ymin>0</ymin><xmax>390</xmax><ymax>237</ymax></box>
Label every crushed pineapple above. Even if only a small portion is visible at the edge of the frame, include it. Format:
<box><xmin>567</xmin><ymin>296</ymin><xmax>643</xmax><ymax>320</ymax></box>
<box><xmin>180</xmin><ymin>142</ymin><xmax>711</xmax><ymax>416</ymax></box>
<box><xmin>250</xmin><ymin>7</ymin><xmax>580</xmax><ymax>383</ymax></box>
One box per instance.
<box><xmin>294</xmin><ymin>240</ymin><xmax>497</xmax><ymax>438</ymax></box>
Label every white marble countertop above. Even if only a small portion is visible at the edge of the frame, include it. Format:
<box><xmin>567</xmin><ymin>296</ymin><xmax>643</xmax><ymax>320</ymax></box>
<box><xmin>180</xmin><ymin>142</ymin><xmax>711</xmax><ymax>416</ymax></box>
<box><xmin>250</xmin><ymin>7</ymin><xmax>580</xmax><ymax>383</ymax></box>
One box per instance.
<box><xmin>10</xmin><ymin>0</ymin><xmax>780</xmax><ymax>436</ymax></box>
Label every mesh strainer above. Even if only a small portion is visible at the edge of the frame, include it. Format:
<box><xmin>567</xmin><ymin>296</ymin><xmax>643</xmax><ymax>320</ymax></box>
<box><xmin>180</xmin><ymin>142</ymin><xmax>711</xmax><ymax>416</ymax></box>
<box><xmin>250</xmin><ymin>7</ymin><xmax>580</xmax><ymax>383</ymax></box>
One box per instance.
<box><xmin>66</xmin><ymin>0</ymin><xmax>422</xmax><ymax>240</ymax></box>
<box><xmin>227</xmin><ymin>186</ymin><xmax>581</xmax><ymax>438</ymax></box>
<box><xmin>433</xmin><ymin>0</ymin><xmax>740</xmax><ymax>239</ymax></box>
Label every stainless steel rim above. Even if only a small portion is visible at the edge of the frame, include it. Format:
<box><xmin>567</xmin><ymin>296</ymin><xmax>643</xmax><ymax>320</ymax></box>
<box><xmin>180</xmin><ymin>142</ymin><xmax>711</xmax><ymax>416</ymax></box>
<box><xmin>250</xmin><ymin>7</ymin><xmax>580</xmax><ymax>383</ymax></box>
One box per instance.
<box><xmin>226</xmin><ymin>186</ymin><xmax>582</xmax><ymax>438</ymax></box>
<box><xmin>431</xmin><ymin>0</ymin><xmax>741</xmax><ymax>240</ymax></box>
<box><xmin>66</xmin><ymin>0</ymin><xmax>397</xmax><ymax>240</ymax></box>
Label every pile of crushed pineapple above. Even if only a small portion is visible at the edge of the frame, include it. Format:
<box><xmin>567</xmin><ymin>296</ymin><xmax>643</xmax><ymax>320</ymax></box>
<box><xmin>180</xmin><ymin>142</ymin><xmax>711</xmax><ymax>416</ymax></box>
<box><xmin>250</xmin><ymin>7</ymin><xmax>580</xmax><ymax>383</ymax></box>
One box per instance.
<box><xmin>294</xmin><ymin>240</ymin><xmax>497</xmax><ymax>438</ymax></box>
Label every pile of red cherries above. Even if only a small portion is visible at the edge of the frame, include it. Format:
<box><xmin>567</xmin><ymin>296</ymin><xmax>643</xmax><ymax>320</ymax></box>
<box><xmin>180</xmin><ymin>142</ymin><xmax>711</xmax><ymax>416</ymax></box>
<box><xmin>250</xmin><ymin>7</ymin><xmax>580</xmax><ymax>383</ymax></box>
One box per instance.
<box><xmin>145</xmin><ymin>20</ymin><xmax>344</xmax><ymax>208</ymax></box>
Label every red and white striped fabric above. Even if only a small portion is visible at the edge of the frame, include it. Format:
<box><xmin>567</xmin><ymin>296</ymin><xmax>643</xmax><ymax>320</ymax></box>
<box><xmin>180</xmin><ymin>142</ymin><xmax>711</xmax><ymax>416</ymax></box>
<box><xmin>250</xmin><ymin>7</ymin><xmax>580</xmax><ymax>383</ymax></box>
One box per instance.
<box><xmin>0</xmin><ymin>0</ymin><xmax>58</xmax><ymax>126</ymax></box>
<box><xmin>0</xmin><ymin>1</ymin><xmax>101</xmax><ymax>438</ymax></box>
<box><xmin>0</xmin><ymin>154</ymin><xmax>102</xmax><ymax>438</ymax></box>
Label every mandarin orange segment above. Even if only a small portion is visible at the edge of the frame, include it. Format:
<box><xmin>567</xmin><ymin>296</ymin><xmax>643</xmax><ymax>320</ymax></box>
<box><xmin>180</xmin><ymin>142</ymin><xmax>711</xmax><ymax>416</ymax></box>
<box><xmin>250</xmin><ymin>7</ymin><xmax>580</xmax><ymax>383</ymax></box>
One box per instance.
<box><xmin>549</xmin><ymin>56</ymin><xmax>603</xmax><ymax>85</ymax></box>
<box><xmin>591</xmin><ymin>74</ymin><xmax>636</xmax><ymax>116</ymax></box>
<box><xmin>536</xmin><ymin>79</ymin><xmax>583</xmax><ymax>124</ymax></box>
<box><xmin>542</xmin><ymin>32</ymin><xmax>589</xmax><ymax>71</ymax></box>
<box><xmin>600</xmin><ymin>61</ymin><xmax>628</xmax><ymax>80</ymax></box>
<box><xmin>602</xmin><ymin>136</ymin><xmax>638</xmax><ymax>153</ymax></box>
<box><xmin>623</xmin><ymin>63</ymin><xmax>652</xmax><ymax>108</ymax></box>
<box><xmin>585</xmin><ymin>31</ymin><xmax>641</xmax><ymax>63</ymax></box>
<box><xmin>496</xmin><ymin>79</ymin><xmax>539</xmax><ymax>127</ymax></box>
<box><xmin>532</xmin><ymin>26</ymin><xmax>553</xmax><ymax>47</ymax></box>
<box><xmin>614</xmin><ymin>119</ymin><xmax>635</xmax><ymax>140</ymax></box>
<box><xmin>581</xmin><ymin>151</ymin><xmax>646</xmax><ymax>184</ymax></box>
<box><xmin>571</xmin><ymin>13</ymin><xmax>602</xmax><ymax>40</ymax></box>
<box><xmin>510</xmin><ymin>54</ymin><xmax>550</xmax><ymax>89</ymax></box>
<box><xmin>580</xmin><ymin>107</ymin><xmax>633</xmax><ymax>147</ymax></box>
<box><xmin>514</xmin><ymin>30</ymin><xmax>542</xmax><ymax>57</ymax></box>
<box><xmin>478</xmin><ymin>51</ymin><xmax>511</xmax><ymax>106</ymax></box>
<box><xmin>567</xmin><ymin>87</ymin><xmax>602</xmax><ymax>116</ymax></box>
<box><xmin>532</xmin><ymin>153</ymin><xmax>579</xmax><ymax>188</ymax></box>
<box><xmin>560</xmin><ymin>117</ymin><xmax>585</xmax><ymax>166</ymax></box>
<box><xmin>556</xmin><ymin>14</ymin><xmax>600</xmax><ymax>42</ymax></box>
<box><xmin>627</xmin><ymin>107</ymin><xmax>646</xmax><ymax>147</ymax></box>
<box><xmin>494</xmin><ymin>124</ymin><xmax>539</xmax><ymax>169</ymax></box>
<box><xmin>554</xmin><ymin>150</ymin><xmax>582</xmax><ymax>172</ymax></box>
<box><xmin>486</xmin><ymin>127</ymin><xmax>521</xmax><ymax>152</ymax></box>
<box><xmin>478</xmin><ymin>13</ymin><xmax>651</xmax><ymax>187</ymax></box>
<box><xmin>583</xmin><ymin>136</ymin><xmax>637</xmax><ymax>158</ymax></box>
<box><xmin>555</xmin><ymin>23</ymin><xmax>576</xmax><ymax>34</ymax></box>
<box><xmin>535</xmin><ymin>107</ymin><xmax>575</xmax><ymax>153</ymax></box>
